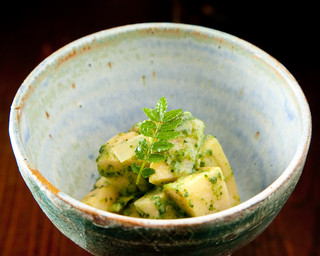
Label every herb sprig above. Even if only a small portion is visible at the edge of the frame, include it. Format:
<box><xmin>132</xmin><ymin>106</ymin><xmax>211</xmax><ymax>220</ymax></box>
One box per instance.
<box><xmin>132</xmin><ymin>97</ymin><xmax>183</xmax><ymax>184</ymax></box>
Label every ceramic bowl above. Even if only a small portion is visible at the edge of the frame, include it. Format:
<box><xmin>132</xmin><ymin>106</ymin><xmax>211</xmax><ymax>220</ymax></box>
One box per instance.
<box><xmin>9</xmin><ymin>23</ymin><xmax>311</xmax><ymax>256</ymax></box>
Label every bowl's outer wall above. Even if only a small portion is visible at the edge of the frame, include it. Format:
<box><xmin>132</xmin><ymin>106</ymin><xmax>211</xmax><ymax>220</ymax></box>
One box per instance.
<box><xmin>10</xmin><ymin>23</ymin><xmax>311</xmax><ymax>256</ymax></box>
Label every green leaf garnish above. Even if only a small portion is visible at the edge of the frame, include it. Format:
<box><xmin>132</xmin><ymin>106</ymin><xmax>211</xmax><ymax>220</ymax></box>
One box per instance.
<box><xmin>131</xmin><ymin>163</ymin><xmax>140</xmax><ymax>174</ymax></box>
<box><xmin>156</xmin><ymin>130</ymin><xmax>181</xmax><ymax>141</ymax></box>
<box><xmin>143</xmin><ymin>108</ymin><xmax>160</xmax><ymax>122</ymax></box>
<box><xmin>141</xmin><ymin>168</ymin><xmax>156</xmax><ymax>178</ymax></box>
<box><xmin>135</xmin><ymin>138</ymin><xmax>148</xmax><ymax>160</ymax></box>
<box><xmin>140</xmin><ymin>121</ymin><xmax>155</xmax><ymax>137</ymax></box>
<box><xmin>155</xmin><ymin>97</ymin><xmax>167</xmax><ymax>118</ymax></box>
<box><xmin>159</xmin><ymin>118</ymin><xmax>182</xmax><ymax>131</ymax></box>
<box><xmin>147</xmin><ymin>153</ymin><xmax>166</xmax><ymax>163</ymax></box>
<box><xmin>163</xmin><ymin>109</ymin><xmax>183</xmax><ymax>122</ymax></box>
<box><xmin>151</xmin><ymin>140</ymin><xmax>174</xmax><ymax>152</ymax></box>
<box><xmin>133</xmin><ymin>97</ymin><xmax>183</xmax><ymax>184</ymax></box>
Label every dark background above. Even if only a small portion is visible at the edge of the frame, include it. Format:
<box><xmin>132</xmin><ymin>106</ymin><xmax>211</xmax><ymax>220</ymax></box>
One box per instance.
<box><xmin>1</xmin><ymin>1</ymin><xmax>319</xmax><ymax>255</ymax></box>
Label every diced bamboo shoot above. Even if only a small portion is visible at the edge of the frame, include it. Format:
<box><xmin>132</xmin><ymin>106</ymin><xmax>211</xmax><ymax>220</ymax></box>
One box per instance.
<box><xmin>111</xmin><ymin>134</ymin><xmax>144</xmax><ymax>163</ymax></box>
<box><xmin>134</xmin><ymin>189</ymin><xmax>182</xmax><ymax>219</ymax></box>
<box><xmin>81</xmin><ymin>185</ymin><xmax>119</xmax><ymax>211</ymax></box>
<box><xmin>96</xmin><ymin>132</ymin><xmax>143</xmax><ymax>177</ymax></box>
<box><xmin>164</xmin><ymin>167</ymin><xmax>230</xmax><ymax>217</ymax></box>
<box><xmin>149</xmin><ymin>162</ymin><xmax>175</xmax><ymax>185</ymax></box>
<box><xmin>200</xmin><ymin>135</ymin><xmax>240</xmax><ymax>206</ymax></box>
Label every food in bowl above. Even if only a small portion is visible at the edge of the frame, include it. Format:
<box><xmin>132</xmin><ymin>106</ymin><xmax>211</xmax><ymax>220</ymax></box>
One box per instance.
<box><xmin>82</xmin><ymin>97</ymin><xmax>240</xmax><ymax>218</ymax></box>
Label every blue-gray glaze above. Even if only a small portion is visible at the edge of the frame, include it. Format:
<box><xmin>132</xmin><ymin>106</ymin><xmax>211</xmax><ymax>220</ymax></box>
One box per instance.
<box><xmin>9</xmin><ymin>23</ymin><xmax>311</xmax><ymax>256</ymax></box>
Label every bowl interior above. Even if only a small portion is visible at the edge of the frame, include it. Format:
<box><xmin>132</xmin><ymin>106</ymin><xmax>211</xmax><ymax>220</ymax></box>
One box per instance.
<box><xmin>15</xmin><ymin>23</ymin><xmax>304</xmax><ymax>203</ymax></box>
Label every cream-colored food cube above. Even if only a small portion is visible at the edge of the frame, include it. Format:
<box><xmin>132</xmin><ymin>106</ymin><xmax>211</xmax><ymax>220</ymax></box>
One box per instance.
<box><xmin>111</xmin><ymin>134</ymin><xmax>144</xmax><ymax>163</ymax></box>
<box><xmin>81</xmin><ymin>185</ymin><xmax>119</xmax><ymax>211</ymax></box>
<box><xmin>199</xmin><ymin>135</ymin><xmax>218</xmax><ymax>168</ymax></box>
<box><xmin>199</xmin><ymin>135</ymin><xmax>240</xmax><ymax>206</ymax></box>
<box><xmin>164</xmin><ymin>167</ymin><xmax>230</xmax><ymax>217</ymax></box>
<box><xmin>96</xmin><ymin>132</ymin><xmax>143</xmax><ymax>177</ymax></box>
<box><xmin>149</xmin><ymin>162</ymin><xmax>176</xmax><ymax>185</ymax></box>
<box><xmin>134</xmin><ymin>189</ymin><xmax>182</xmax><ymax>219</ymax></box>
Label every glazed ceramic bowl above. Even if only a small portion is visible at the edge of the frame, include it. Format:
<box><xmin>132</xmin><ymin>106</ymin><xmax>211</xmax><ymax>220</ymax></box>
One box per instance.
<box><xmin>9</xmin><ymin>23</ymin><xmax>311</xmax><ymax>256</ymax></box>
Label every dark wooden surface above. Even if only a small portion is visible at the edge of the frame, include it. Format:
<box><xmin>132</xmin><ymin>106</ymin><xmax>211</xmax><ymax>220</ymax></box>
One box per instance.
<box><xmin>1</xmin><ymin>2</ymin><xmax>319</xmax><ymax>255</ymax></box>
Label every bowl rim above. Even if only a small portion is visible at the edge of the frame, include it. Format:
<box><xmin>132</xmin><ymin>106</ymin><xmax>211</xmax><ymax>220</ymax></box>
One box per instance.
<box><xmin>9</xmin><ymin>22</ymin><xmax>312</xmax><ymax>228</ymax></box>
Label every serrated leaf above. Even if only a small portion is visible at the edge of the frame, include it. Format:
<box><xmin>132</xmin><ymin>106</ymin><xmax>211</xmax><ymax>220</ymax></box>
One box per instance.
<box><xmin>156</xmin><ymin>130</ymin><xmax>180</xmax><ymax>141</ymax></box>
<box><xmin>147</xmin><ymin>153</ymin><xmax>166</xmax><ymax>163</ymax></box>
<box><xmin>140</xmin><ymin>120</ymin><xmax>156</xmax><ymax>130</ymax></box>
<box><xmin>152</xmin><ymin>140</ymin><xmax>174</xmax><ymax>152</ymax></box>
<box><xmin>141</xmin><ymin>168</ymin><xmax>155</xmax><ymax>178</ymax></box>
<box><xmin>163</xmin><ymin>109</ymin><xmax>183</xmax><ymax>122</ymax></box>
<box><xmin>155</xmin><ymin>97</ymin><xmax>167</xmax><ymax>119</ymax></box>
<box><xmin>159</xmin><ymin>118</ymin><xmax>182</xmax><ymax>131</ymax></box>
<box><xmin>143</xmin><ymin>108</ymin><xmax>160</xmax><ymax>122</ymax></box>
<box><xmin>135</xmin><ymin>146</ymin><xmax>145</xmax><ymax>160</ymax></box>
<box><xmin>131</xmin><ymin>163</ymin><xmax>140</xmax><ymax>174</ymax></box>
<box><xmin>138</xmin><ymin>138</ymin><xmax>148</xmax><ymax>150</ymax></box>
<box><xmin>140</xmin><ymin>124</ymin><xmax>154</xmax><ymax>137</ymax></box>
<box><xmin>135</xmin><ymin>138</ymin><xmax>148</xmax><ymax>160</ymax></box>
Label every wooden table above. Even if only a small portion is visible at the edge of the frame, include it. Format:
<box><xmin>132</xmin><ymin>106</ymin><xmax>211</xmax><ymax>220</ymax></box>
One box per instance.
<box><xmin>1</xmin><ymin>2</ymin><xmax>319</xmax><ymax>255</ymax></box>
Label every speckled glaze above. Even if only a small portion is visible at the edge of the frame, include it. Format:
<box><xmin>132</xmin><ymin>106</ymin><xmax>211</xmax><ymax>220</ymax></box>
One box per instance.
<box><xmin>9</xmin><ymin>23</ymin><xmax>311</xmax><ymax>256</ymax></box>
